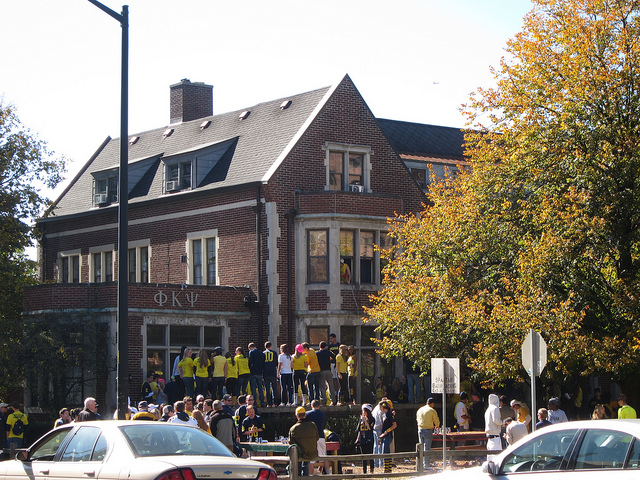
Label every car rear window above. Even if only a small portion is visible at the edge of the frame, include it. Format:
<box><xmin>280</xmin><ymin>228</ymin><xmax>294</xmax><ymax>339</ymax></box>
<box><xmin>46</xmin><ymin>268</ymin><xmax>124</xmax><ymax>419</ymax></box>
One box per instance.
<box><xmin>120</xmin><ymin>424</ymin><xmax>233</xmax><ymax>458</ymax></box>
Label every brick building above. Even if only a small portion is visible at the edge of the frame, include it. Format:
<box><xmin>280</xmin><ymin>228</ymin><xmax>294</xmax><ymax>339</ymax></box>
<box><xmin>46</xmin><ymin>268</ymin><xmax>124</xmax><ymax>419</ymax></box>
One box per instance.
<box><xmin>23</xmin><ymin>75</ymin><xmax>466</xmax><ymax>412</ymax></box>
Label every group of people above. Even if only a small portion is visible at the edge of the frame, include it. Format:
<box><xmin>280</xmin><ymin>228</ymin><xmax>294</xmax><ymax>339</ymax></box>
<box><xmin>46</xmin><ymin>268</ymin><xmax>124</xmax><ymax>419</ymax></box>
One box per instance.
<box><xmin>353</xmin><ymin>398</ymin><xmax>397</xmax><ymax>474</ymax></box>
<box><xmin>438</xmin><ymin>389</ymin><xmax>639</xmax><ymax>454</ymax></box>
<box><xmin>163</xmin><ymin>335</ymin><xmax>358</xmax><ymax>409</ymax></box>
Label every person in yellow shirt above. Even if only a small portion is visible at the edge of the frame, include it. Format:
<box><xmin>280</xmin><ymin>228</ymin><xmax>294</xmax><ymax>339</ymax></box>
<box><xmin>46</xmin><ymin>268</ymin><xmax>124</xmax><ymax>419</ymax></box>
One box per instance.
<box><xmin>210</xmin><ymin>348</ymin><xmax>227</xmax><ymax>400</ymax></box>
<box><xmin>194</xmin><ymin>348</ymin><xmax>211</xmax><ymax>397</ymax></box>
<box><xmin>347</xmin><ymin>346</ymin><xmax>358</xmax><ymax>405</ymax></box>
<box><xmin>178</xmin><ymin>348</ymin><xmax>195</xmax><ymax>397</ymax></box>
<box><xmin>293</xmin><ymin>345</ymin><xmax>308</xmax><ymax>405</ymax></box>
<box><xmin>303</xmin><ymin>342</ymin><xmax>321</xmax><ymax>401</ymax></box>
<box><xmin>225</xmin><ymin>351</ymin><xmax>238</xmax><ymax>403</ymax></box>
<box><xmin>416</xmin><ymin>398</ymin><xmax>440</xmax><ymax>470</ymax></box>
<box><xmin>336</xmin><ymin>344</ymin><xmax>350</xmax><ymax>405</ymax></box>
<box><xmin>235</xmin><ymin>347</ymin><xmax>251</xmax><ymax>396</ymax></box>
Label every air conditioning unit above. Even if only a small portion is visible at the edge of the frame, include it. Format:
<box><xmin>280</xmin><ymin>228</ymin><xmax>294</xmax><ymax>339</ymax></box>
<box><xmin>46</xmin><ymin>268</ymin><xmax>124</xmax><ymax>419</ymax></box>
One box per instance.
<box><xmin>349</xmin><ymin>184</ymin><xmax>365</xmax><ymax>193</ymax></box>
<box><xmin>94</xmin><ymin>193</ymin><xmax>108</xmax><ymax>205</ymax></box>
<box><xmin>166</xmin><ymin>180</ymin><xmax>180</xmax><ymax>192</ymax></box>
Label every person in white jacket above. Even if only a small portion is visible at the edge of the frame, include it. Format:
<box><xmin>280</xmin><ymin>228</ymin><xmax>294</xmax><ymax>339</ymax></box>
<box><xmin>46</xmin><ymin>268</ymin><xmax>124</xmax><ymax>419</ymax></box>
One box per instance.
<box><xmin>484</xmin><ymin>394</ymin><xmax>503</xmax><ymax>451</ymax></box>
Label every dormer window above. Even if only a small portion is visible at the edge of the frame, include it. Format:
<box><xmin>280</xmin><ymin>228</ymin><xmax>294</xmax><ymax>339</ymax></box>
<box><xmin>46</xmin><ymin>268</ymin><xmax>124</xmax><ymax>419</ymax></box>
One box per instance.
<box><xmin>165</xmin><ymin>161</ymin><xmax>192</xmax><ymax>193</ymax></box>
<box><xmin>323</xmin><ymin>142</ymin><xmax>372</xmax><ymax>192</ymax></box>
<box><xmin>93</xmin><ymin>175</ymin><xmax>118</xmax><ymax>206</ymax></box>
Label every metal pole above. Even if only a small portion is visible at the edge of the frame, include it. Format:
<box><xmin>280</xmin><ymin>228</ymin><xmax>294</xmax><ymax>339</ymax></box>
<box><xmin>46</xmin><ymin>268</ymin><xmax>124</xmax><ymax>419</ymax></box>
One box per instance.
<box><xmin>87</xmin><ymin>0</ymin><xmax>129</xmax><ymax>420</ymax></box>
<box><xmin>117</xmin><ymin>4</ymin><xmax>129</xmax><ymax>421</ymax></box>
<box><xmin>442</xmin><ymin>359</ymin><xmax>446</xmax><ymax>471</ymax></box>
<box><xmin>530</xmin><ymin>329</ymin><xmax>537</xmax><ymax>432</ymax></box>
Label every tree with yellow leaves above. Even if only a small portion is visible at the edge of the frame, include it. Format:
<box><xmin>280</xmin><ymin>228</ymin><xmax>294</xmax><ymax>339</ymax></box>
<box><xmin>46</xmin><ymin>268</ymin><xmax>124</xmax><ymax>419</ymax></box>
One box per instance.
<box><xmin>367</xmin><ymin>0</ymin><xmax>640</xmax><ymax>398</ymax></box>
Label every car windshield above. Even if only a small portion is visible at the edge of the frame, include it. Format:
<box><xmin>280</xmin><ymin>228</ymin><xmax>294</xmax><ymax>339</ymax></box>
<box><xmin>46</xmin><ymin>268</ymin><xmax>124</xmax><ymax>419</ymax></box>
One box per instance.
<box><xmin>119</xmin><ymin>424</ymin><xmax>233</xmax><ymax>458</ymax></box>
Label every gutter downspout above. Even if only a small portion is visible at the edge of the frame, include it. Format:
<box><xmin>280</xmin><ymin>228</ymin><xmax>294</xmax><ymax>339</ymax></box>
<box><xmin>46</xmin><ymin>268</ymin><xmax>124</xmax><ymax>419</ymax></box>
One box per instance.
<box><xmin>255</xmin><ymin>186</ymin><xmax>264</xmax><ymax>346</ymax></box>
<box><xmin>285</xmin><ymin>207</ymin><xmax>297</xmax><ymax>347</ymax></box>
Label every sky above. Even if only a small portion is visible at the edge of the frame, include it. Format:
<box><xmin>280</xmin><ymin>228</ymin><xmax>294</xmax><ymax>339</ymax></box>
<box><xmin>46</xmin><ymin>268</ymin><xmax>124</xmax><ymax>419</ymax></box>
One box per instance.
<box><xmin>2</xmin><ymin>0</ymin><xmax>533</xmax><ymax>200</ymax></box>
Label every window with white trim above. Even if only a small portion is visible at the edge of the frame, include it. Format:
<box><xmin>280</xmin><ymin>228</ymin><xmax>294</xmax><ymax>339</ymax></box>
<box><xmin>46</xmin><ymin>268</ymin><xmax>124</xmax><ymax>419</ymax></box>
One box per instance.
<box><xmin>187</xmin><ymin>230</ymin><xmax>218</xmax><ymax>285</ymax></box>
<box><xmin>324</xmin><ymin>143</ymin><xmax>372</xmax><ymax>192</ymax></box>
<box><xmin>166</xmin><ymin>161</ymin><xmax>192</xmax><ymax>191</ymax></box>
<box><xmin>338</xmin><ymin>229</ymin><xmax>388</xmax><ymax>285</ymax></box>
<box><xmin>89</xmin><ymin>246</ymin><xmax>114</xmax><ymax>283</ymax></box>
<box><xmin>340</xmin><ymin>230</ymin><xmax>354</xmax><ymax>284</ymax></box>
<box><xmin>308</xmin><ymin>229</ymin><xmax>329</xmax><ymax>283</ymax></box>
<box><xmin>58</xmin><ymin>251</ymin><xmax>81</xmax><ymax>283</ymax></box>
<box><xmin>127</xmin><ymin>241</ymin><xmax>150</xmax><ymax>283</ymax></box>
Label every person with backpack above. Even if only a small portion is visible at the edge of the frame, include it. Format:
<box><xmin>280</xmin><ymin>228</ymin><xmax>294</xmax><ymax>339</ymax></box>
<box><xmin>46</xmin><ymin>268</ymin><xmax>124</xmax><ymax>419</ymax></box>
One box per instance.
<box><xmin>6</xmin><ymin>401</ymin><xmax>28</xmax><ymax>450</ymax></box>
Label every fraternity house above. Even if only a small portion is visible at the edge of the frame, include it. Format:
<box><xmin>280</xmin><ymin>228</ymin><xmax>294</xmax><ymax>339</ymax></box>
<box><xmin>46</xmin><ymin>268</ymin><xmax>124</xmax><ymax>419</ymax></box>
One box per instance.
<box><xmin>24</xmin><ymin>75</ymin><xmax>467</xmax><ymax>411</ymax></box>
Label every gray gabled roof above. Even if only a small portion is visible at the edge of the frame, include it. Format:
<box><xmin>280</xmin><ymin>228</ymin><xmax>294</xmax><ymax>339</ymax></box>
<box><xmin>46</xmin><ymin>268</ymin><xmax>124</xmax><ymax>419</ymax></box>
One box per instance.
<box><xmin>377</xmin><ymin>118</ymin><xmax>467</xmax><ymax>160</ymax></box>
<box><xmin>51</xmin><ymin>84</ymin><xmax>332</xmax><ymax>217</ymax></box>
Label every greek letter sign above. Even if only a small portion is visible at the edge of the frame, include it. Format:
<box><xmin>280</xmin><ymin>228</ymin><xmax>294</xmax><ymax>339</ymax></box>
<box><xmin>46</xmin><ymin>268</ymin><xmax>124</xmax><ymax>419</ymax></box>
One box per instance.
<box><xmin>431</xmin><ymin>358</ymin><xmax>460</xmax><ymax>394</ymax></box>
<box><xmin>153</xmin><ymin>290</ymin><xmax>199</xmax><ymax>308</ymax></box>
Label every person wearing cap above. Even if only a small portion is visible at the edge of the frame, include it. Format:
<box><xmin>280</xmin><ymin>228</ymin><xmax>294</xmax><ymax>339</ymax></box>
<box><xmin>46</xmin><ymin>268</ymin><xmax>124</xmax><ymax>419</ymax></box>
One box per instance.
<box><xmin>547</xmin><ymin>397</ymin><xmax>568</xmax><ymax>424</ymax></box>
<box><xmin>210</xmin><ymin>347</ymin><xmax>227</xmax><ymax>400</ymax></box>
<box><xmin>289</xmin><ymin>406</ymin><xmax>318</xmax><ymax>476</ymax></box>
<box><xmin>132</xmin><ymin>401</ymin><xmax>157</xmax><ymax>421</ymax></box>
<box><xmin>77</xmin><ymin>397</ymin><xmax>101</xmax><ymax>422</ymax></box>
<box><xmin>160</xmin><ymin>404</ymin><xmax>174</xmax><ymax>422</ymax></box>
<box><xmin>293</xmin><ymin>344</ymin><xmax>308</xmax><ymax>406</ymax></box>
<box><xmin>510</xmin><ymin>399</ymin><xmax>532</xmax><ymax>430</ymax></box>
<box><xmin>356</xmin><ymin>404</ymin><xmax>375</xmax><ymax>473</ymax></box>
<box><xmin>416</xmin><ymin>397</ymin><xmax>440</xmax><ymax>468</ymax></box>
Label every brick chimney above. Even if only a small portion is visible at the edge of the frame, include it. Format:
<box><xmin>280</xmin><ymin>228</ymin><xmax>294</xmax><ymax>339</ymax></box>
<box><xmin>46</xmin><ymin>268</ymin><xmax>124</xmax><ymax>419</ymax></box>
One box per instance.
<box><xmin>169</xmin><ymin>79</ymin><xmax>213</xmax><ymax>124</ymax></box>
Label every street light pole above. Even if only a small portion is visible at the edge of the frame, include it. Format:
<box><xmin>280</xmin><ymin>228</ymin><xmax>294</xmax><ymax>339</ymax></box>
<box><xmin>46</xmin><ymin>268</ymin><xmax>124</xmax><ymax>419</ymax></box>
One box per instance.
<box><xmin>86</xmin><ymin>0</ymin><xmax>129</xmax><ymax>420</ymax></box>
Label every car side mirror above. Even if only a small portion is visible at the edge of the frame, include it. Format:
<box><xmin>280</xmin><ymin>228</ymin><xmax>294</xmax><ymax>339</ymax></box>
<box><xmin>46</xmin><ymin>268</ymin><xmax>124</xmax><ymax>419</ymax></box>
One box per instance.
<box><xmin>482</xmin><ymin>460</ymin><xmax>499</xmax><ymax>475</ymax></box>
<box><xmin>16</xmin><ymin>450</ymin><xmax>30</xmax><ymax>462</ymax></box>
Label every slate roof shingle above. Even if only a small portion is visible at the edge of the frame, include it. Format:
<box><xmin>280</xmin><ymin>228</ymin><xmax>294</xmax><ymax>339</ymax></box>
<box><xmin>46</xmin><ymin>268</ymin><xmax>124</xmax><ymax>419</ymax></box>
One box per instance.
<box><xmin>377</xmin><ymin>118</ymin><xmax>466</xmax><ymax>160</ymax></box>
<box><xmin>52</xmin><ymin>85</ymin><xmax>331</xmax><ymax>217</ymax></box>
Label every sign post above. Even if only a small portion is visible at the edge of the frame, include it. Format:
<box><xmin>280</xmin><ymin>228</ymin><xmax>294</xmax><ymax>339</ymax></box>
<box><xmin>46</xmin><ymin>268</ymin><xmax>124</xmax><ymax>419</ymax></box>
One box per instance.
<box><xmin>521</xmin><ymin>330</ymin><xmax>547</xmax><ymax>431</ymax></box>
<box><xmin>431</xmin><ymin>358</ymin><xmax>460</xmax><ymax>471</ymax></box>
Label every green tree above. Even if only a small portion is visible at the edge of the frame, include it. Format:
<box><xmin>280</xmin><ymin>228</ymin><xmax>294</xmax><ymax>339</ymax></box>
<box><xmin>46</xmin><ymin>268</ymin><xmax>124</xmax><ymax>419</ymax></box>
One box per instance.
<box><xmin>367</xmin><ymin>0</ymin><xmax>640</xmax><ymax>398</ymax></box>
<box><xmin>0</xmin><ymin>102</ymin><xmax>66</xmax><ymax>400</ymax></box>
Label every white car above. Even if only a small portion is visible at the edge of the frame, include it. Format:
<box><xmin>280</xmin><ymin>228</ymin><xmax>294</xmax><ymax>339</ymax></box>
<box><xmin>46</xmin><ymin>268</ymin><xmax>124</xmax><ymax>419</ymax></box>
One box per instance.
<box><xmin>0</xmin><ymin>421</ymin><xmax>276</xmax><ymax>480</ymax></box>
<box><xmin>414</xmin><ymin>419</ymin><xmax>640</xmax><ymax>479</ymax></box>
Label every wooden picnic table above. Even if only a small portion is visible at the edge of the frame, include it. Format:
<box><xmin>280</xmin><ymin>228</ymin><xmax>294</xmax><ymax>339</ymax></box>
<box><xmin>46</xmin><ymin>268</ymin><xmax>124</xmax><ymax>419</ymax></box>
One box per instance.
<box><xmin>240</xmin><ymin>441</ymin><xmax>341</xmax><ymax>472</ymax></box>
<box><xmin>430</xmin><ymin>430</ymin><xmax>490</xmax><ymax>450</ymax></box>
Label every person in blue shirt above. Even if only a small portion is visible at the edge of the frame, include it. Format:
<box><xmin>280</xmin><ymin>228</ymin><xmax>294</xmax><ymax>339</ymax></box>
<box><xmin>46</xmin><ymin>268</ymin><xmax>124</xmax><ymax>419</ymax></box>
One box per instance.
<box><xmin>306</xmin><ymin>400</ymin><xmax>329</xmax><ymax>474</ymax></box>
<box><xmin>248</xmin><ymin>343</ymin><xmax>265</xmax><ymax>407</ymax></box>
<box><xmin>263</xmin><ymin>342</ymin><xmax>279</xmax><ymax>407</ymax></box>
